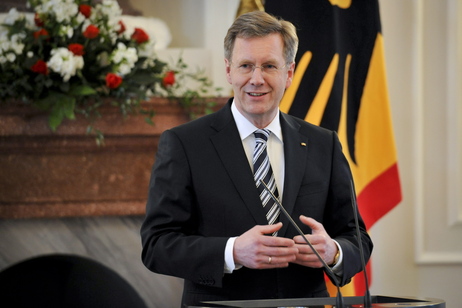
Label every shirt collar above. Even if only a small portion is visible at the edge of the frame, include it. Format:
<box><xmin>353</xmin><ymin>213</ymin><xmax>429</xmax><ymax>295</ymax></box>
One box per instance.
<box><xmin>231</xmin><ymin>99</ymin><xmax>283</xmax><ymax>142</ymax></box>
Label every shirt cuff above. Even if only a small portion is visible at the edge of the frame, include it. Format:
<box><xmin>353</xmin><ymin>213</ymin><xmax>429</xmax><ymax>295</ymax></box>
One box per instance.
<box><xmin>331</xmin><ymin>240</ymin><xmax>344</xmax><ymax>276</ymax></box>
<box><xmin>224</xmin><ymin>237</ymin><xmax>242</xmax><ymax>273</ymax></box>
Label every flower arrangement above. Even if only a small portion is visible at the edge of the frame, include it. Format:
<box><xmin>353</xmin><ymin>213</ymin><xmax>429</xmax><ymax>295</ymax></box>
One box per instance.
<box><xmin>0</xmin><ymin>0</ymin><xmax>220</xmax><ymax>142</ymax></box>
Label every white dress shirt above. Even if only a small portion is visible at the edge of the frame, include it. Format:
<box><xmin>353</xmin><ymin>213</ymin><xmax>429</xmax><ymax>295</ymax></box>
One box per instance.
<box><xmin>224</xmin><ymin>101</ymin><xmax>343</xmax><ymax>274</ymax></box>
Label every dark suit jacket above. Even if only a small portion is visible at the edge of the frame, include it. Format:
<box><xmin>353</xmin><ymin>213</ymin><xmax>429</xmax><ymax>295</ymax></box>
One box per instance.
<box><xmin>141</xmin><ymin>99</ymin><xmax>373</xmax><ymax>306</ymax></box>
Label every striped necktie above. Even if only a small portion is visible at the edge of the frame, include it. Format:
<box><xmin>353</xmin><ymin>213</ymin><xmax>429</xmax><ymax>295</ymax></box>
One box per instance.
<box><xmin>253</xmin><ymin>129</ymin><xmax>280</xmax><ymax>226</ymax></box>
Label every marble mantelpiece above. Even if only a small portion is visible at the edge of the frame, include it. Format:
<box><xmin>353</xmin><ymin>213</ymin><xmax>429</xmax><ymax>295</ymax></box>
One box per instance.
<box><xmin>0</xmin><ymin>97</ymin><xmax>228</xmax><ymax>219</ymax></box>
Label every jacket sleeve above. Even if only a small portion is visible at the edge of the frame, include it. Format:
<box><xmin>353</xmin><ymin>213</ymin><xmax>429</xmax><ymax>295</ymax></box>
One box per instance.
<box><xmin>325</xmin><ymin>131</ymin><xmax>373</xmax><ymax>286</ymax></box>
<box><xmin>140</xmin><ymin>129</ymin><xmax>228</xmax><ymax>288</ymax></box>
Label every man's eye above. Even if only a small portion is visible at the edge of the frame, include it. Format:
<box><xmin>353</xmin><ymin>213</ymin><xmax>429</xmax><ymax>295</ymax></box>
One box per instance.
<box><xmin>240</xmin><ymin>64</ymin><xmax>252</xmax><ymax>69</ymax></box>
<box><xmin>263</xmin><ymin>64</ymin><xmax>277</xmax><ymax>70</ymax></box>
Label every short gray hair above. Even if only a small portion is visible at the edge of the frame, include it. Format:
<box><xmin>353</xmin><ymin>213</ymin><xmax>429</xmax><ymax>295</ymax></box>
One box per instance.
<box><xmin>224</xmin><ymin>11</ymin><xmax>299</xmax><ymax>64</ymax></box>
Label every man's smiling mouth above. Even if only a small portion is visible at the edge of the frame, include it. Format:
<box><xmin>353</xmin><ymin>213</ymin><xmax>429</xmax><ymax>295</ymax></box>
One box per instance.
<box><xmin>248</xmin><ymin>92</ymin><xmax>267</xmax><ymax>97</ymax></box>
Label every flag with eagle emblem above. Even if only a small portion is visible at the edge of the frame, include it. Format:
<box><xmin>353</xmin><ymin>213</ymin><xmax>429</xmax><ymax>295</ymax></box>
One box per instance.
<box><xmin>265</xmin><ymin>0</ymin><xmax>402</xmax><ymax>297</ymax></box>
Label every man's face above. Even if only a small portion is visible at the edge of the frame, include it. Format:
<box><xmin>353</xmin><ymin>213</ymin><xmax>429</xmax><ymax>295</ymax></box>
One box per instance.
<box><xmin>225</xmin><ymin>33</ymin><xmax>294</xmax><ymax>127</ymax></box>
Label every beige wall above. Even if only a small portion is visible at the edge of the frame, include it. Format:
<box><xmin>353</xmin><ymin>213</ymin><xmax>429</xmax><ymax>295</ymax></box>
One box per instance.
<box><xmin>372</xmin><ymin>0</ymin><xmax>462</xmax><ymax>305</ymax></box>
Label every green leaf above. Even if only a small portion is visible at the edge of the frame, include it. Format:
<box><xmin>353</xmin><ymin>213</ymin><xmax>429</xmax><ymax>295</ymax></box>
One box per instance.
<box><xmin>39</xmin><ymin>92</ymin><xmax>76</xmax><ymax>131</ymax></box>
<box><xmin>129</xmin><ymin>73</ymin><xmax>159</xmax><ymax>85</ymax></box>
<box><xmin>69</xmin><ymin>85</ymin><xmax>97</xmax><ymax>96</ymax></box>
<box><xmin>144</xmin><ymin>116</ymin><xmax>154</xmax><ymax>125</ymax></box>
<box><xmin>59</xmin><ymin>97</ymin><xmax>76</xmax><ymax>120</ymax></box>
<box><xmin>48</xmin><ymin>113</ymin><xmax>63</xmax><ymax>131</ymax></box>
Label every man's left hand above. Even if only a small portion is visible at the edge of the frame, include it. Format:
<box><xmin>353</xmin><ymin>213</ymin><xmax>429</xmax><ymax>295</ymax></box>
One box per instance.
<box><xmin>292</xmin><ymin>215</ymin><xmax>338</xmax><ymax>268</ymax></box>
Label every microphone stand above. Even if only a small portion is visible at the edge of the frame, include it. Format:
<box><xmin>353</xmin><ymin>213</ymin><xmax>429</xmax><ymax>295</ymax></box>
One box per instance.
<box><xmin>260</xmin><ymin>180</ymin><xmax>344</xmax><ymax>308</ymax></box>
<box><xmin>350</xmin><ymin>180</ymin><xmax>372</xmax><ymax>308</ymax></box>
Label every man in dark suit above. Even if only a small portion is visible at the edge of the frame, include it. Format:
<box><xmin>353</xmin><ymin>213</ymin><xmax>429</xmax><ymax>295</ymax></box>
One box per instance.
<box><xmin>141</xmin><ymin>11</ymin><xmax>373</xmax><ymax>307</ymax></box>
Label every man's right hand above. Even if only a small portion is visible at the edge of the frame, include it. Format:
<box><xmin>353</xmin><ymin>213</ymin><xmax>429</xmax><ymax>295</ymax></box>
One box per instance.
<box><xmin>233</xmin><ymin>223</ymin><xmax>298</xmax><ymax>269</ymax></box>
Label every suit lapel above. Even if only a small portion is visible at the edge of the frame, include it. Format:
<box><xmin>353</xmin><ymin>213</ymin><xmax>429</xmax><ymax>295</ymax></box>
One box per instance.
<box><xmin>209</xmin><ymin>102</ymin><xmax>310</xmax><ymax>232</ymax></box>
<box><xmin>279</xmin><ymin>113</ymin><xmax>308</xmax><ymax>237</ymax></box>
<box><xmin>209</xmin><ymin>101</ymin><xmax>269</xmax><ymax>226</ymax></box>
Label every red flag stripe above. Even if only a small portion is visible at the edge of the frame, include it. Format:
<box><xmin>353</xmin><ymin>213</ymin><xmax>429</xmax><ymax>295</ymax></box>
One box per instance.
<box><xmin>357</xmin><ymin>163</ymin><xmax>402</xmax><ymax>229</ymax></box>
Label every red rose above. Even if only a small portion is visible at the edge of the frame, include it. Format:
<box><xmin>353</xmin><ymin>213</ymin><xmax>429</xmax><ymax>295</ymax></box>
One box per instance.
<box><xmin>68</xmin><ymin>43</ymin><xmax>85</xmax><ymax>56</ymax></box>
<box><xmin>79</xmin><ymin>4</ymin><xmax>92</xmax><ymax>18</ymax></box>
<box><xmin>31</xmin><ymin>59</ymin><xmax>48</xmax><ymax>75</ymax></box>
<box><xmin>83</xmin><ymin>24</ymin><xmax>99</xmax><ymax>39</ymax></box>
<box><xmin>33</xmin><ymin>28</ymin><xmax>49</xmax><ymax>40</ymax></box>
<box><xmin>162</xmin><ymin>71</ymin><xmax>176</xmax><ymax>87</ymax></box>
<box><xmin>106</xmin><ymin>73</ymin><xmax>123</xmax><ymax>89</ymax></box>
<box><xmin>117</xmin><ymin>20</ymin><xmax>126</xmax><ymax>35</ymax></box>
<box><xmin>131</xmin><ymin>28</ymin><xmax>149</xmax><ymax>44</ymax></box>
<box><xmin>34</xmin><ymin>13</ymin><xmax>44</xmax><ymax>27</ymax></box>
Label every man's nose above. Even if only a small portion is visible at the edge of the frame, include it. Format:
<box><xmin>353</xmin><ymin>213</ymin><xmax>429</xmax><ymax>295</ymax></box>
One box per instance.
<box><xmin>249</xmin><ymin>66</ymin><xmax>265</xmax><ymax>84</ymax></box>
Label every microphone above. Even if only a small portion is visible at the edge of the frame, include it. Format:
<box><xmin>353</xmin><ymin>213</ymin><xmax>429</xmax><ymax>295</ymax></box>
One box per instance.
<box><xmin>349</xmin><ymin>180</ymin><xmax>372</xmax><ymax>308</ymax></box>
<box><xmin>260</xmin><ymin>179</ymin><xmax>344</xmax><ymax>308</ymax></box>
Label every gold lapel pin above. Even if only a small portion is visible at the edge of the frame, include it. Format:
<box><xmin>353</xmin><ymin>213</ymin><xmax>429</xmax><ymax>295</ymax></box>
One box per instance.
<box><xmin>300</xmin><ymin>142</ymin><xmax>307</xmax><ymax>147</ymax></box>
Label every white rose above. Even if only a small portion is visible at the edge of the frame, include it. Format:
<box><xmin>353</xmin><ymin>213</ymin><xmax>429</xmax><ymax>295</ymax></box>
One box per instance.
<box><xmin>6</xmin><ymin>52</ymin><xmax>16</xmax><ymax>62</ymax></box>
<box><xmin>59</xmin><ymin>25</ymin><xmax>74</xmax><ymax>39</ymax></box>
<box><xmin>47</xmin><ymin>47</ymin><xmax>84</xmax><ymax>82</ymax></box>
<box><xmin>117</xmin><ymin>63</ymin><xmax>132</xmax><ymax>76</ymax></box>
<box><xmin>4</xmin><ymin>8</ymin><xmax>23</xmax><ymax>25</ymax></box>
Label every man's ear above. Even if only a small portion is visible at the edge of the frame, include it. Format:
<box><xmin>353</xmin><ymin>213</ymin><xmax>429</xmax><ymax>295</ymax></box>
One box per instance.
<box><xmin>285</xmin><ymin>62</ymin><xmax>296</xmax><ymax>89</ymax></box>
<box><xmin>225</xmin><ymin>58</ymin><xmax>232</xmax><ymax>84</ymax></box>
